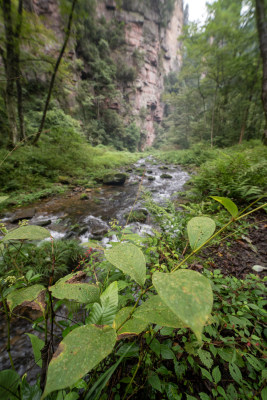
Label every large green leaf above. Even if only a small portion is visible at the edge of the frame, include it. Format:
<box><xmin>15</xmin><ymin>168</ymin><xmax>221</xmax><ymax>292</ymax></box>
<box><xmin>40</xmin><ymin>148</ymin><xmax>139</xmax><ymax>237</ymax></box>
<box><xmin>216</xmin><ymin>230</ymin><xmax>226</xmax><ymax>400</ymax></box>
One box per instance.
<box><xmin>153</xmin><ymin>270</ymin><xmax>213</xmax><ymax>342</ymax></box>
<box><xmin>3</xmin><ymin>225</ymin><xmax>50</xmax><ymax>241</ymax></box>
<box><xmin>134</xmin><ymin>295</ymin><xmax>185</xmax><ymax>328</ymax></box>
<box><xmin>187</xmin><ymin>217</ymin><xmax>216</xmax><ymax>251</ymax></box>
<box><xmin>87</xmin><ymin>282</ymin><xmax>118</xmax><ymax>326</ymax></box>
<box><xmin>0</xmin><ymin>370</ymin><xmax>20</xmax><ymax>400</ymax></box>
<box><xmin>105</xmin><ymin>243</ymin><xmax>146</xmax><ymax>286</ymax></box>
<box><xmin>50</xmin><ymin>272</ymin><xmax>100</xmax><ymax>304</ymax></box>
<box><xmin>25</xmin><ymin>333</ymin><xmax>44</xmax><ymax>367</ymax></box>
<box><xmin>211</xmin><ymin>196</ymin><xmax>239</xmax><ymax>218</ymax></box>
<box><xmin>113</xmin><ymin>307</ymin><xmax>148</xmax><ymax>335</ymax></box>
<box><xmin>42</xmin><ymin>325</ymin><xmax>116</xmax><ymax>399</ymax></box>
<box><xmin>7</xmin><ymin>284</ymin><xmax>46</xmax><ymax>312</ymax></box>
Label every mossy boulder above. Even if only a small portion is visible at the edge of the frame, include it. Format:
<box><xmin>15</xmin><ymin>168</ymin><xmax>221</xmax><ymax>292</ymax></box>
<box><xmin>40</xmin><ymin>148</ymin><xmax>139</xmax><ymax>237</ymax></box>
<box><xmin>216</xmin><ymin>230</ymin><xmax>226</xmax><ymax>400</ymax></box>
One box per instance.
<box><xmin>159</xmin><ymin>166</ymin><xmax>169</xmax><ymax>170</ymax></box>
<box><xmin>102</xmin><ymin>173</ymin><xmax>128</xmax><ymax>185</ymax></box>
<box><xmin>147</xmin><ymin>176</ymin><xmax>155</xmax><ymax>181</ymax></box>
<box><xmin>160</xmin><ymin>174</ymin><xmax>173</xmax><ymax>179</ymax></box>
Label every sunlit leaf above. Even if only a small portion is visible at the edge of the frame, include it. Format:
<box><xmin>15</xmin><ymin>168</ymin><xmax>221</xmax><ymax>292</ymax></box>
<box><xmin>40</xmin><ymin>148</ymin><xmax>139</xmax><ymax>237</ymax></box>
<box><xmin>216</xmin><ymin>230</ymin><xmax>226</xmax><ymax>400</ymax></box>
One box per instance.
<box><xmin>3</xmin><ymin>225</ymin><xmax>50</xmax><ymax>241</ymax></box>
<box><xmin>42</xmin><ymin>325</ymin><xmax>116</xmax><ymax>398</ymax></box>
<box><xmin>7</xmin><ymin>284</ymin><xmax>46</xmax><ymax>312</ymax></box>
<box><xmin>187</xmin><ymin>217</ymin><xmax>216</xmax><ymax>251</ymax></box>
<box><xmin>211</xmin><ymin>196</ymin><xmax>238</xmax><ymax>218</ymax></box>
<box><xmin>134</xmin><ymin>295</ymin><xmax>185</xmax><ymax>328</ymax></box>
<box><xmin>105</xmin><ymin>242</ymin><xmax>146</xmax><ymax>286</ymax></box>
<box><xmin>153</xmin><ymin>270</ymin><xmax>213</xmax><ymax>342</ymax></box>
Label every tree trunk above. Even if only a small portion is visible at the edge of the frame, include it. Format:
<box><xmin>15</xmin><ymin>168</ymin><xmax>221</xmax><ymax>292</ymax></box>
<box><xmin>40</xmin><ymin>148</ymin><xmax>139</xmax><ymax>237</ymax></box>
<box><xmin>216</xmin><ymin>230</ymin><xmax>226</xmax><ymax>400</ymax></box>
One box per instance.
<box><xmin>15</xmin><ymin>0</ymin><xmax>25</xmax><ymax>141</ymax></box>
<box><xmin>255</xmin><ymin>0</ymin><xmax>267</xmax><ymax>145</ymax></box>
<box><xmin>33</xmin><ymin>0</ymin><xmax>78</xmax><ymax>145</ymax></box>
<box><xmin>2</xmin><ymin>0</ymin><xmax>19</xmax><ymax>146</ymax></box>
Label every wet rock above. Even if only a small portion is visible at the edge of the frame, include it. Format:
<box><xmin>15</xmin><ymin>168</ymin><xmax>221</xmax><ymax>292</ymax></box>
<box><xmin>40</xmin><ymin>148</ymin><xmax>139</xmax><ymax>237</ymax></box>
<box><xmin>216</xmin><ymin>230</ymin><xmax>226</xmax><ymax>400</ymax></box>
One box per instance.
<box><xmin>147</xmin><ymin>170</ymin><xmax>153</xmax><ymax>174</ymax></box>
<box><xmin>160</xmin><ymin>174</ymin><xmax>173</xmax><ymax>179</ymax></box>
<box><xmin>102</xmin><ymin>173</ymin><xmax>128</xmax><ymax>185</ymax></box>
<box><xmin>147</xmin><ymin>176</ymin><xmax>155</xmax><ymax>181</ymax></box>
<box><xmin>159</xmin><ymin>166</ymin><xmax>169</xmax><ymax>170</ymax></box>
<box><xmin>85</xmin><ymin>216</ymin><xmax>109</xmax><ymax>239</ymax></box>
<box><xmin>11</xmin><ymin>208</ymin><xmax>36</xmax><ymax>223</ymax></box>
<box><xmin>34</xmin><ymin>219</ymin><xmax>52</xmax><ymax>227</ymax></box>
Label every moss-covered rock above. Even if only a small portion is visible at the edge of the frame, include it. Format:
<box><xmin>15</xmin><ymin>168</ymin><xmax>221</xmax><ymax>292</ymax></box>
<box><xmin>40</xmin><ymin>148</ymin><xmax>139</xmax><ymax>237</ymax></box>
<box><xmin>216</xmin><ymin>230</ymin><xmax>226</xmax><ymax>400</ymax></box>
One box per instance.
<box><xmin>160</xmin><ymin>173</ymin><xmax>173</xmax><ymax>179</ymax></box>
<box><xmin>102</xmin><ymin>173</ymin><xmax>128</xmax><ymax>185</ymax></box>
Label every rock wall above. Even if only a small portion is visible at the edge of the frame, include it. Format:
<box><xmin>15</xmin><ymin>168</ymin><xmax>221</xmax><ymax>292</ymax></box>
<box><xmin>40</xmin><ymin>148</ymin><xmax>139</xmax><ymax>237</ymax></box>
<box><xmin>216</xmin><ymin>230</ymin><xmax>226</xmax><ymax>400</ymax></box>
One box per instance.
<box><xmin>97</xmin><ymin>0</ymin><xmax>184</xmax><ymax>147</ymax></box>
<box><xmin>25</xmin><ymin>0</ymin><xmax>184</xmax><ymax>148</ymax></box>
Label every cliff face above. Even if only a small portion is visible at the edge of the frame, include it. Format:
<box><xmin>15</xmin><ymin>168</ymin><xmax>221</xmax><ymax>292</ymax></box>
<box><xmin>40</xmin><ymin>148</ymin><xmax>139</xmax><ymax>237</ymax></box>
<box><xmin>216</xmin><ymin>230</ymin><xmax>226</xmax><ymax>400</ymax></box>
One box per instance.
<box><xmin>27</xmin><ymin>0</ymin><xmax>184</xmax><ymax>148</ymax></box>
<box><xmin>97</xmin><ymin>0</ymin><xmax>184</xmax><ymax>147</ymax></box>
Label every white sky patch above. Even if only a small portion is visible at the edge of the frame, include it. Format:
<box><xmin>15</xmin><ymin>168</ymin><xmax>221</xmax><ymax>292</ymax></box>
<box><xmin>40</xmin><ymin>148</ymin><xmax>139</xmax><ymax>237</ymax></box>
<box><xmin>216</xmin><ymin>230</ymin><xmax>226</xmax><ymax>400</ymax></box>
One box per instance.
<box><xmin>185</xmin><ymin>0</ymin><xmax>215</xmax><ymax>25</ymax></box>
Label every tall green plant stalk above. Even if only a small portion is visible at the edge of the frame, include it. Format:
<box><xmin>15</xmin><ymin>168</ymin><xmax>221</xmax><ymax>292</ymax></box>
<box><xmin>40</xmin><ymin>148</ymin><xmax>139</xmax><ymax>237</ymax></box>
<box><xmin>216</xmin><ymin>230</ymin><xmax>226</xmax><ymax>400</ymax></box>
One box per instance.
<box><xmin>0</xmin><ymin>286</ymin><xmax>15</xmax><ymax>370</ymax></box>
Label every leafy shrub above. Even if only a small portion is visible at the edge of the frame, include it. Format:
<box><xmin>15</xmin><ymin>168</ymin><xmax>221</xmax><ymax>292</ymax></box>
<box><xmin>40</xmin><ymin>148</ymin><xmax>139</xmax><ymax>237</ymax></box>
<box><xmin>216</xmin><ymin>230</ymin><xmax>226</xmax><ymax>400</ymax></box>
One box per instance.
<box><xmin>192</xmin><ymin>146</ymin><xmax>267</xmax><ymax>202</ymax></box>
<box><xmin>0</xmin><ymin>239</ymin><xmax>84</xmax><ymax>284</ymax></box>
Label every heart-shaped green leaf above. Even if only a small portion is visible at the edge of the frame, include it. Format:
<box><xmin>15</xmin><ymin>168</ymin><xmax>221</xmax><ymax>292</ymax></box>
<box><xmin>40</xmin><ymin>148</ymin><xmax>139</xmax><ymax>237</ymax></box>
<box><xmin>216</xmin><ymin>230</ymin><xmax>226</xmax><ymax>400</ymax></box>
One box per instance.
<box><xmin>134</xmin><ymin>295</ymin><xmax>185</xmax><ymax>328</ymax></box>
<box><xmin>211</xmin><ymin>196</ymin><xmax>238</xmax><ymax>218</ymax></box>
<box><xmin>3</xmin><ymin>225</ymin><xmax>50</xmax><ymax>241</ymax></box>
<box><xmin>42</xmin><ymin>325</ymin><xmax>116</xmax><ymax>399</ymax></box>
<box><xmin>7</xmin><ymin>284</ymin><xmax>46</xmax><ymax>312</ymax></box>
<box><xmin>187</xmin><ymin>217</ymin><xmax>216</xmax><ymax>251</ymax></box>
<box><xmin>153</xmin><ymin>270</ymin><xmax>213</xmax><ymax>341</ymax></box>
<box><xmin>105</xmin><ymin>243</ymin><xmax>146</xmax><ymax>286</ymax></box>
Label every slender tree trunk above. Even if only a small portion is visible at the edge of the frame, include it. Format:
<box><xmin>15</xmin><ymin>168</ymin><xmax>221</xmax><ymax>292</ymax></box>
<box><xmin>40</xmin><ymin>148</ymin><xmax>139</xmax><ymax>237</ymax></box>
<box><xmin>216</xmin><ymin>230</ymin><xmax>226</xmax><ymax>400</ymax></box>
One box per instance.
<box><xmin>255</xmin><ymin>0</ymin><xmax>267</xmax><ymax>145</ymax></box>
<box><xmin>210</xmin><ymin>85</ymin><xmax>218</xmax><ymax>148</ymax></box>
<box><xmin>14</xmin><ymin>0</ymin><xmax>25</xmax><ymax>141</ymax></box>
<box><xmin>2</xmin><ymin>0</ymin><xmax>19</xmax><ymax>146</ymax></box>
<box><xmin>33</xmin><ymin>0</ymin><xmax>78</xmax><ymax>145</ymax></box>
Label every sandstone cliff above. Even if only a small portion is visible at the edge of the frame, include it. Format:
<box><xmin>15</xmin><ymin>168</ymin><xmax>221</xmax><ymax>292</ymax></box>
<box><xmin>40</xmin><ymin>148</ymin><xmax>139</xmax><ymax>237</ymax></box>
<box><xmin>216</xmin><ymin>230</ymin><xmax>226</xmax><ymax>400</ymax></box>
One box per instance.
<box><xmin>97</xmin><ymin>0</ymin><xmax>184</xmax><ymax>146</ymax></box>
<box><xmin>25</xmin><ymin>0</ymin><xmax>184</xmax><ymax>148</ymax></box>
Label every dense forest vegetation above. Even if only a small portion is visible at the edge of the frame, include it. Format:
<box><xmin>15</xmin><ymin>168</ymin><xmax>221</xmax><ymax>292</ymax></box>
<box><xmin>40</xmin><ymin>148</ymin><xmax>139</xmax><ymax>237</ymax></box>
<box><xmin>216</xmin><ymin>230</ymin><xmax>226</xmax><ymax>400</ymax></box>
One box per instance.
<box><xmin>0</xmin><ymin>0</ymin><xmax>266</xmax><ymax>399</ymax></box>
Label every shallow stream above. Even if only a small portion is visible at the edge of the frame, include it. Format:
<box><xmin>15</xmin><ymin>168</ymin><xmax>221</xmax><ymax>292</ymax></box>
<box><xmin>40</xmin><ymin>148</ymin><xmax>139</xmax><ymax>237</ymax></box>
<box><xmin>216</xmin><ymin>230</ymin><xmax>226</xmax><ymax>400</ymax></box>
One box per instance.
<box><xmin>0</xmin><ymin>157</ymin><xmax>190</xmax><ymax>383</ymax></box>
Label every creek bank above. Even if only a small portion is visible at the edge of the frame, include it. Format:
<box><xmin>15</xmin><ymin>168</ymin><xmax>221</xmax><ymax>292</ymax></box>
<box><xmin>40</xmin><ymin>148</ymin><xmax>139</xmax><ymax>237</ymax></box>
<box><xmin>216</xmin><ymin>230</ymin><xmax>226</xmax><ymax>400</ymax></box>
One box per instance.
<box><xmin>1</xmin><ymin>157</ymin><xmax>190</xmax><ymax>244</ymax></box>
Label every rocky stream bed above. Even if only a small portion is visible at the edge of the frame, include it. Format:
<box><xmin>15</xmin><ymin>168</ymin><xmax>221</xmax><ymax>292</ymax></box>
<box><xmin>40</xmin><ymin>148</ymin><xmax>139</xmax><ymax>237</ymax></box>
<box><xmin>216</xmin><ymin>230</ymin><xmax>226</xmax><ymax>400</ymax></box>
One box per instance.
<box><xmin>0</xmin><ymin>157</ymin><xmax>190</xmax><ymax>383</ymax></box>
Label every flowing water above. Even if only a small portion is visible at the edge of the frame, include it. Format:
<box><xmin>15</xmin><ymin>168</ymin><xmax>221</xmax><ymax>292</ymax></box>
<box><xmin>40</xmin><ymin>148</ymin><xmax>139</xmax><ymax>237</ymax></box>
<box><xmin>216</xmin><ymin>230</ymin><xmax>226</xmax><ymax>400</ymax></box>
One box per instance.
<box><xmin>0</xmin><ymin>157</ymin><xmax>190</xmax><ymax>383</ymax></box>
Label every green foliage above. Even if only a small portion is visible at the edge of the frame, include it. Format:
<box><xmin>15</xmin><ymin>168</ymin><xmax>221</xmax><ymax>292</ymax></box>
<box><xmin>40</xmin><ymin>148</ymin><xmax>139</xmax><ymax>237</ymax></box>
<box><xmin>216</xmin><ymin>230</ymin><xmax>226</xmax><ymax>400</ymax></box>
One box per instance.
<box><xmin>3</xmin><ymin>225</ymin><xmax>50</xmax><ymax>241</ymax></box>
<box><xmin>162</xmin><ymin>0</ymin><xmax>264</xmax><ymax>148</ymax></box>
<box><xmin>6</xmin><ymin>284</ymin><xmax>45</xmax><ymax>312</ymax></box>
<box><xmin>0</xmin><ymin>239</ymin><xmax>84</xmax><ymax>284</ymax></box>
<box><xmin>25</xmin><ymin>333</ymin><xmax>44</xmax><ymax>368</ymax></box>
<box><xmin>105</xmin><ymin>242</ymin><xmax>146</xmax><ymax>286</ymax></box>
<box><xmin>1</xmin><ymin>196</ymin><xmax>266</xmax><ymax>399</ymax></box>
<box><xmin>187</xmin><ymin>217</ymin><xmax>216</xmax><ymax>251</ymax></box>
<box><xmin>191</xmin><ymin>146</ymin><xmax>267</xmax><ymax>202</ymax></box>
<box><xmin>0</xmin><ymin>370</ymin><xmax>20</xmax><ymax>400</ymax></box>
<box><xmin>43</xmin><ymin>325</ymin><xmax>117</xmax><ymax>398</ymax></box>
<box><xmin>50</xmin><ymin>272</ymin><xmax>100</xmax><ymax>303</ymax></box>
<box><xmin>153</xmin><ymin>270</ymin><xmax>213</xmax><ymax>341</ymax></box>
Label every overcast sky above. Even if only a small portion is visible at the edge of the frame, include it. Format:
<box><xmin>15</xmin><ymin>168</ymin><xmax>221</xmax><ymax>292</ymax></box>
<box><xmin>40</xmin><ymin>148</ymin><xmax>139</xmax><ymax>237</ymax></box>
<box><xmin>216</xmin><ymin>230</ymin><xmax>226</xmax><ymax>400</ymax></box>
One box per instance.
<box><xmin>185</xmin><ymin>0</ymin><xmax>214</xmax><ymax>24</ymax></box>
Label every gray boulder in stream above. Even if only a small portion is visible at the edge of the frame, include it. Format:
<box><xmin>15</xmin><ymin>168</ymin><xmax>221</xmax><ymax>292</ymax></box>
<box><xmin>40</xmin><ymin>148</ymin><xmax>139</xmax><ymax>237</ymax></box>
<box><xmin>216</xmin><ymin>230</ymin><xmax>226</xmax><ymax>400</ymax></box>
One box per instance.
<box><xmin>102</xmin><ymin>172</ymin><xmax>128</xmax><ymax>185</ymax></box>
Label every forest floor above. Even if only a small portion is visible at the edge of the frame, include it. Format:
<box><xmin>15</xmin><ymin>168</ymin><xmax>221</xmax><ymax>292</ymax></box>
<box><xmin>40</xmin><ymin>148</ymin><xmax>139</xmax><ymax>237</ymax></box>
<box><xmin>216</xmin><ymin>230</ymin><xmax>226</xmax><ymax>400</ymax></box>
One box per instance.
<box><xmin>198</xmin><ymin>211</ymin><xmax>267</xmax><ymax>279</ymax></box>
